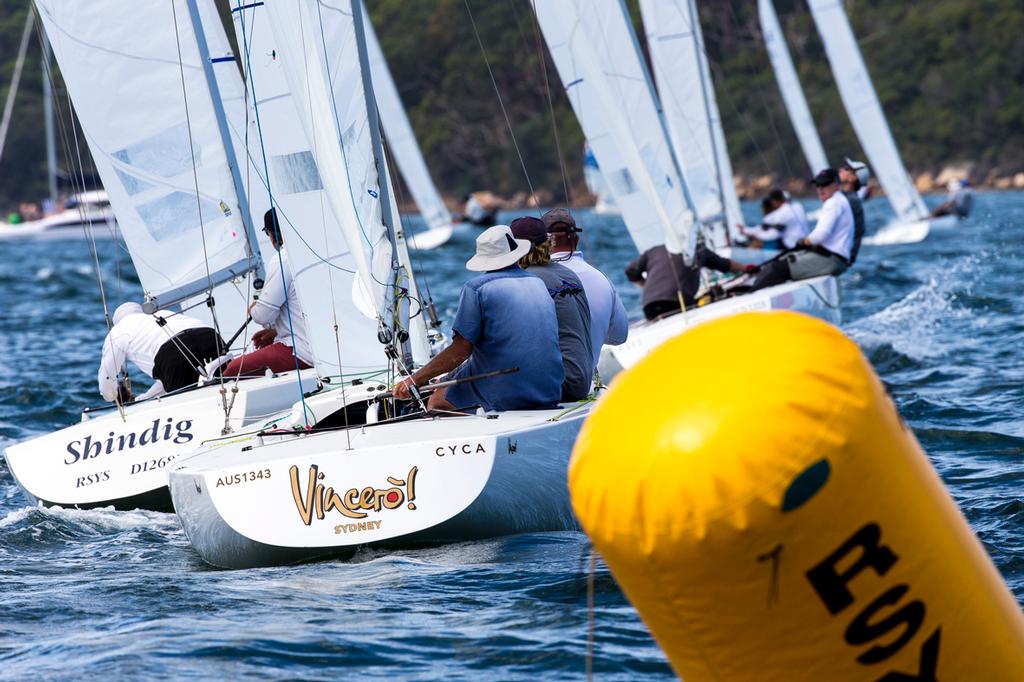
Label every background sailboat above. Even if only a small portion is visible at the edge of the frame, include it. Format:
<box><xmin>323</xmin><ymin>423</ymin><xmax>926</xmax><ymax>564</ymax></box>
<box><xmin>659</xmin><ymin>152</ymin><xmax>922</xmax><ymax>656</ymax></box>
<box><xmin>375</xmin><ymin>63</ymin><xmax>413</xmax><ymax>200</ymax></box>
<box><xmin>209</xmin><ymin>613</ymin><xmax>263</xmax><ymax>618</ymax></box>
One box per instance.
<box><xmin>807</xmin><ymin>0</ymin><xmax>940</xmax><ymax>244</ymax></box>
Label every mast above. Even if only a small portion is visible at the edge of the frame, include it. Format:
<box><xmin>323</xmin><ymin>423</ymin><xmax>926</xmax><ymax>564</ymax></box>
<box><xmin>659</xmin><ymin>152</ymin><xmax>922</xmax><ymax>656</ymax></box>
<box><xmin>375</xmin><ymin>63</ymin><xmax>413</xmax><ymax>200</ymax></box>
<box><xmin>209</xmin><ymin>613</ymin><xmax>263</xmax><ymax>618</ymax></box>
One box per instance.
<box><xmin>182</xmin><ymin>0</ymin><xmax>265</xmax><ymax>294</ymax></box>
<box><xmin>351</xmin><ymin>0</ymin><xmax>411</xmax><ymax>361</ymax></box>
<box><xmin>41</xmin><ymin>31</ymin><xmax>57</xmax><ymax>206</ymax></box>
<box><xmin>0</xmin><ymin>11</ymin><xmax>34</xmax><ymax>164</ymax></box>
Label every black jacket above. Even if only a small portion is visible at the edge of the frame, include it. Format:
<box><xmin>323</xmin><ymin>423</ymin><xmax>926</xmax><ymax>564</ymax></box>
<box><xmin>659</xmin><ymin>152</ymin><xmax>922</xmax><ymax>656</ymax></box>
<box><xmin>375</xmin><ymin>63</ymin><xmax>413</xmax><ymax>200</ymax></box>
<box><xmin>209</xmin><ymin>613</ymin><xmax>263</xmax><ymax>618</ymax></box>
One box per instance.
<box><xmin>625</xmin><ymin>244</ymin><xmax>733</xmax><ymax>308</ymax></box>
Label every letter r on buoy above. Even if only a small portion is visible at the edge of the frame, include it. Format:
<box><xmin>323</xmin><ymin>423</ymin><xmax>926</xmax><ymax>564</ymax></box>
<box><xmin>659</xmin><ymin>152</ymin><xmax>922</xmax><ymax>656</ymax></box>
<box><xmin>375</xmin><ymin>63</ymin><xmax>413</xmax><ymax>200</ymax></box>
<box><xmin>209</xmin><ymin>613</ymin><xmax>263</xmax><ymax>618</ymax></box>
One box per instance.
<box><xmin>806</xmin><ymin>523</ymin><xmax>899</xmax><ymax>615</ymax></box>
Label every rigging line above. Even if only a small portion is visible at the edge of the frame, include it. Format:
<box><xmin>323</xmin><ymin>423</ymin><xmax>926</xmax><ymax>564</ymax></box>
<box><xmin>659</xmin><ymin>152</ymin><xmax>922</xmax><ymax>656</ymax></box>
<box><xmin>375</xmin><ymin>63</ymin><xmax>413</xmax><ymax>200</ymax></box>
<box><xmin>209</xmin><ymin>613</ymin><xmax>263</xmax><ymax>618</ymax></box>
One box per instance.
<box><xmin>523</xmin><ymin>0</ymin><xmax>573</xmax><ymax>207</ymax></box>
<box><xmin>235</xmin><ymin>0</ymin><xmax>310</xmax><ymax>425</ymax></box>
<box><xmin>383</xmin><ymin>139</ymin><xmax>435</xmax><ymax>313</ymax></box>
<box><xmin>169</xmin><ymin>2</ymin><xmax>224</xmax><ymax>343</ymax></box>
<box><xmin>463</xmin><ymin>0</ymin><xmax>537</xmax><ymax>206</ymax></box>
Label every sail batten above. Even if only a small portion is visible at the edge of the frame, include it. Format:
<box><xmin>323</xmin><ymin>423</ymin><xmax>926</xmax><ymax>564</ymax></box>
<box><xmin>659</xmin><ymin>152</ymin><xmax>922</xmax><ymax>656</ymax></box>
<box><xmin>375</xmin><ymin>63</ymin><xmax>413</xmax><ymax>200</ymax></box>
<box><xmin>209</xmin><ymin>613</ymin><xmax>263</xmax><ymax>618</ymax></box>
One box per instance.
<box><xmin>808</xmin><ymin>0</ymin><xmax>928</xmax><ymax>223</ymax></box>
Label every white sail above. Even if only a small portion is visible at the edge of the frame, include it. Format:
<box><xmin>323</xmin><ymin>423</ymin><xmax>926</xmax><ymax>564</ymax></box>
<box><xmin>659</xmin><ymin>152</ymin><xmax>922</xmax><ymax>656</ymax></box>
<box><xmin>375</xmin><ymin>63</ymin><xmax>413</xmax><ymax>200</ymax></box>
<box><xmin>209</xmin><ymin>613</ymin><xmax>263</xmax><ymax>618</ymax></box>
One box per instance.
<box><xmin>534</xmin><ymin>0</ymin><xmax>696</xmax><ymax>259</ymax></box>
<box><xmin>264</xmin><ymin>0</ymin><xmax>394</xmax><ymax>331</ymax></box>
<box><xmin>363</xmin><ymin>5</ymin><xmax>453</xmax><ymax>248</ymax></box>
<box><xmin>639</xmin><ymin>0</ymin><xmax>743</xmax><ymax>247</ymax></box>
<box><xmin>759</xmin><ymin>0</ymin><xmax>828</xmax><ymax>175</ymax></box>
<box><xmin>33</xmin><ymin>0</ymin><xmax>263</xmax><ymax>309</ymax></box>
<box><xmin>228</xmin><ymin>1</ymin><xmax>390</xmax><ymax>377</ymax></box>
<box><xmin>808</xmin><ymin>0</ymin><xmax>928</xmax><ymax>223</ymax></box>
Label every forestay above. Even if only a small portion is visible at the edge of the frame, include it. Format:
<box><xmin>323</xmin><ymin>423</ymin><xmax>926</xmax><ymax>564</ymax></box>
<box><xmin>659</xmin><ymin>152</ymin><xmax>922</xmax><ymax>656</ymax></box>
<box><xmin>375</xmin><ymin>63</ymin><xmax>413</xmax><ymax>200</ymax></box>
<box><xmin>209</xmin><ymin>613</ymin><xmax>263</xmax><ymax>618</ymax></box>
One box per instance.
<box><xmin>362</xmin><ymin>5</ymin><xmax>453</xmax><ymax>244</ymax></box>
<box><xmin>759</xmin><ymin>0</ymin><xmax>828</xmax><ymax>175</ymax></box>
<box><xmin>534</xmin><ymin>0</ymin><xmax>696</xmax><ymax>260</ymax></box>
<box><xmin>34</xmin><ymin>0</ymin><xmax>263</xmax><ymax>309</ymax></box>
<box><xmin>639</xmin><ymin>0</ymin><xmax>743</xmax><ymax>248</ymax></box>
<box><xmin>808</xmin><ymin>0</ymin><xmax>928</xmax><ymax>224</ymax></box>
<box><xmin>229</xmin><ymin>1</ymin><xmax>390</xmax><ymax>376</ymax></box>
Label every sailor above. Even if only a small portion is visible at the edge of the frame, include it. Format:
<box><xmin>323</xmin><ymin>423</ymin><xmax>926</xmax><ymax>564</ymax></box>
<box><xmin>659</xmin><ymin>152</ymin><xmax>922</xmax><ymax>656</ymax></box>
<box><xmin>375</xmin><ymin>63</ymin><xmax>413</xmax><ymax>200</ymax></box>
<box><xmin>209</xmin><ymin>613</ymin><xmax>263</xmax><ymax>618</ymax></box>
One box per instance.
<box><xmin>98</xmin><ymin>302</ymin><xmax>225</xmax><ymax>403</ymax></box>
<box><xmin>838</xmin><ymin>161</ymin><xmax>868</xmax><ymax>264</ymax></box>
<box><xmin>626</xmin><ymin>243</ymin><xmax>746</xmax><ymax>321</ymax></box>
<box><xmin>222</xmin><ymin>208</ymin><xmax>313</xmax><ymax>377</ymax></box>
<box><xmin>510</xmin><ymin>216</ymin><xmax>594</xmax><ymax>401</ymax></box>
<box><xmin>741</xmin><ymin>188</ymin><xmax>810</xmax><ymax>251</ymax></box>
<box><xmin>840</xmin><ymin>157</ymin><xmax>872</xmax><ymax>201</ymax></box>
<box><xmin>542</xmin><ymin>208</ymin><xmax>628</xmax><ymax>364</ymax></box>
<box><xmin>460</xmin><ymin>192</ymin><xmax>498</xmax><ymax>227</ymax></box>
<box><xmin>931</xmin><ymin>178</ymin><xmax>974</xmax><ymax>219</ymax></box>
<box><xmin>394</xmin><ymin>224</ymin><xmax>563</xmax><ymax>412</ymax></box>
<box><xmin>749</xmin><ymin>169</ymin><xmax>854</xmax><ymax>291</ymax></box>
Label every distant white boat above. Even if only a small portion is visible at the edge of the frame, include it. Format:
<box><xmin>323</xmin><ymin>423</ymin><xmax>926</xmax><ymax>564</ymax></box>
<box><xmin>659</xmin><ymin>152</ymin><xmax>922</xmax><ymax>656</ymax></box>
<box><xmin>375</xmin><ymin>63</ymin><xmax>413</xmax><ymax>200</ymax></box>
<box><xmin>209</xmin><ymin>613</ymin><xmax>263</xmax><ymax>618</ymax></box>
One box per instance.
<box><xmin>0</xmin><ymin>191</ymin><xmax>119</xmax><ymax>241</ymax></box>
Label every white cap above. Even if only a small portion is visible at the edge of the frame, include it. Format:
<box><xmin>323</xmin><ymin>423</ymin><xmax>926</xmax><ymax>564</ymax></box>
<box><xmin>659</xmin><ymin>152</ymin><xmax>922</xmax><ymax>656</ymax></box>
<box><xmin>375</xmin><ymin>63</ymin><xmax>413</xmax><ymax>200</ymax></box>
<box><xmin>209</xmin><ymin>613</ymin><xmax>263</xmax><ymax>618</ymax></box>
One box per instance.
<box><xmin>465</xmin><ymin>225</ymin><xmax>532</xmax><ymax>272</ymax></box>
<box><xmin>111</xmin><ymin>302</ymin><xmax>143</xmax><ymax>326</ymax></box>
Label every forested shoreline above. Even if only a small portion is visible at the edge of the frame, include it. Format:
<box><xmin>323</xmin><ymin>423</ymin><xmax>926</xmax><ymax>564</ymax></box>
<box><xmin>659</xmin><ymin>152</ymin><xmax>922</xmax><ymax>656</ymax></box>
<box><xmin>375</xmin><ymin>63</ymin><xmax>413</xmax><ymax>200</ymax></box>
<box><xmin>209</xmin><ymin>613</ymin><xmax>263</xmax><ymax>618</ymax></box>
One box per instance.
<box><xmin>1</xmin><ymin>0</ymin><xmax>1022</xmax><ymax>211</ymax></box>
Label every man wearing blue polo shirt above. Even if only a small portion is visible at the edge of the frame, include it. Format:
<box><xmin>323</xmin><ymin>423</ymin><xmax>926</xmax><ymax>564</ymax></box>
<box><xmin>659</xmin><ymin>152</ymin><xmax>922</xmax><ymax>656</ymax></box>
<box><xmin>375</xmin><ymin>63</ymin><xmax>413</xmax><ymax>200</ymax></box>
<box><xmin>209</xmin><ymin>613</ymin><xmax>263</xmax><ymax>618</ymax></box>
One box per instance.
<box><xmin>394</xmin><ymin>225</ymin><xmax>563</xmax><ymax>412</ymax></box>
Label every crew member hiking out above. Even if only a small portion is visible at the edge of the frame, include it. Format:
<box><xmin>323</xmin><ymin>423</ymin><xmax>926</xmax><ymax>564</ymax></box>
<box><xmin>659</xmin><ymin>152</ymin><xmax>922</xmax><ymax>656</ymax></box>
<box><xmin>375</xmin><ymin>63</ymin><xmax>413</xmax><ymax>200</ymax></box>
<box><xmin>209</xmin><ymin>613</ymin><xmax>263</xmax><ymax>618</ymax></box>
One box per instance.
<box><xmin>750</xmin><ymin>168</ymin><xmax>854</xmax><ymax>291</ymax></box>
<box><xmin>626</xmin><ymin>243</ymin><xmax>746</xmax><ymax>321</ymax></box>
<box><xmin>98</xmin><ymin>302</ymin><xmax>225</xmax><ymax>403</ymax></box>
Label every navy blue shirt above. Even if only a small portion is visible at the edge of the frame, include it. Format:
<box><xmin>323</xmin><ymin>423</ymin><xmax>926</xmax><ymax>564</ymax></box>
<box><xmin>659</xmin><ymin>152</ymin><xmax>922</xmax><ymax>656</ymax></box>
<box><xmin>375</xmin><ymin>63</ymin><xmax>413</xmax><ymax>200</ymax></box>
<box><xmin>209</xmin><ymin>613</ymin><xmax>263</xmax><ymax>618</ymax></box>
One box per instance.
<box><xmin>445</xmin><ymin>266</ymin><xmax>563</xmax><ymax>411</ymax></box>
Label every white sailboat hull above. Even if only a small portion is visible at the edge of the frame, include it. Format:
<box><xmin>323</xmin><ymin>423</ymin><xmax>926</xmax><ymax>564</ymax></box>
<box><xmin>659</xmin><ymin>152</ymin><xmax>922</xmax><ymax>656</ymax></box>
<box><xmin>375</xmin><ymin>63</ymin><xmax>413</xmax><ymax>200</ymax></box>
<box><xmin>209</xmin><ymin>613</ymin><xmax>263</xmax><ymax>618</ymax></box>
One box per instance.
<box><xmin>600</xmin><ymin>276</ymin><xmax>840</xmax><ymax>376</ymax></box>
<box><xmin>862</xmin><ymin>214</ymin><xmax>958</xmax><ymax>246</ymax></box>
<box><xmin>0</xmin><ymin>206</ymin><xmax>118</xmax><ymax>241</ymax></box>
<box><xmin>3</xmin><ymin>369</ymin><xmax>317</xmax><ymax>511</ymax></box>
<box><xmin>168</xmin><ymin>403</ymin><xmax>593</xmax><ymax>569</ymax></box>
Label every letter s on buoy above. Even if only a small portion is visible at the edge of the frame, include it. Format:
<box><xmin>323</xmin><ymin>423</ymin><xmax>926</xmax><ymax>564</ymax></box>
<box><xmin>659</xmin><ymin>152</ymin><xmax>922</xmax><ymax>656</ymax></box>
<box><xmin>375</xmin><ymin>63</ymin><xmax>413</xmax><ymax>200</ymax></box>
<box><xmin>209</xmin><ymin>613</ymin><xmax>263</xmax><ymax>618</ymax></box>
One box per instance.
<box><xmin>569</xmin><ymin>311</ymin><xmax>1024</xmax><ymax>681</ymax></box>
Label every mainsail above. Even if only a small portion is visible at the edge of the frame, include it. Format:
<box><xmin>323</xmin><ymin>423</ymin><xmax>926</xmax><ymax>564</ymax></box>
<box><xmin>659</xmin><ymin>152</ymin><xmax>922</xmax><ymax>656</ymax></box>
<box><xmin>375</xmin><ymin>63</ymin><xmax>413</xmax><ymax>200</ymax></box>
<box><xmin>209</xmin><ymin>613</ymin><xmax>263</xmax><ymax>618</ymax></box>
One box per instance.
<box><xmin>534</xmin><ymin>0</ymin><xmax>696</xmax><ymax>260</ymax></box>
<box><xmin>34</xmin><ymin>0</ymin><xmax>264</xmax><ymax>310</ymax></box>
<box><xmin>807</xmin><ymin>0</ymin><xmax>928</xmax><ymax>224</ymax></box>
<box><xmin>759</xmin><ymin>0</ymin><xmax>828</xmax><ymax>175</ymax></box>
<box><xmin>229</xmin><ymin>1</ymin><xmax>391</xmax><ymax>376</ymax></box>
<box><xmin>362</xmin><ymin>4</ymin><xmax>453</xmax><ymax>248</ymax></box>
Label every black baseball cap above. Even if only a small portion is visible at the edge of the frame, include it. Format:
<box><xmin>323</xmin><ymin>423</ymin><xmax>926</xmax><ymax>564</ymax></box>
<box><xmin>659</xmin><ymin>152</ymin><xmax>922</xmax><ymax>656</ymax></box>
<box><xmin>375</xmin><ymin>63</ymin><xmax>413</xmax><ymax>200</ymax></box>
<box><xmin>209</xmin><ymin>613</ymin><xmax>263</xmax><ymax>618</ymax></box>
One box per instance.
<box><xmin>509</xmin><ymin>216</ymin><xmax>549</xmax><ymax>246</ymax></box>
<box><xmin>541</xmin><ymin>208</ymin><xmax>583</xmax><ymax>233</ymax></box>
<box><xmin>809</xmin><ymin>168</ymin><xmax>840</xmax><ymax>187</ymax></box>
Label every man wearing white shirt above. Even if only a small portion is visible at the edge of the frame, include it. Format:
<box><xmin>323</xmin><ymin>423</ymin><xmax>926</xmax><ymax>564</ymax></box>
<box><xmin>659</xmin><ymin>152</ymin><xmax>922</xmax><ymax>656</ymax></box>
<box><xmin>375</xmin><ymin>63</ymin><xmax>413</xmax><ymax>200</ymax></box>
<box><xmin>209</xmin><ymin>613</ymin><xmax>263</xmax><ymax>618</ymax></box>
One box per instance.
<box><xmin>222</xmin><ymin>209</ymin><xmax>313</xmax><ymax>377</ymax></box>
<box><xmin>742</xmin><ymin>189</ymin><xmax>809</xmax><ymax>250</ymax></box>
<box><xmin>98</xmin><ymin>303</ymin><xmax>224</xmax><ymax>403</ymax></box>
<box><xmin>543</xmin><ymin>208</ymin><xmax>628</xmax><ymax>365</ymax></box>
<box><xmin>750</xmin><ymin>169</ymin><xmax>853</xmax><ymax>290</ymax></box>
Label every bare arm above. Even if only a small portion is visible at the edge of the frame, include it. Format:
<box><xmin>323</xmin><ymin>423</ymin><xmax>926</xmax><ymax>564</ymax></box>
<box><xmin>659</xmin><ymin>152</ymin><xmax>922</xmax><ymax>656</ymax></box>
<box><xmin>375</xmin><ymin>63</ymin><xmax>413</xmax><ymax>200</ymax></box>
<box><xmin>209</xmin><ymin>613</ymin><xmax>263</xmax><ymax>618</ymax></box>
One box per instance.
<box><xmin>394</xmin><ymin>336</ymin><xmax>473</xmax><ymax>399</ymax></box>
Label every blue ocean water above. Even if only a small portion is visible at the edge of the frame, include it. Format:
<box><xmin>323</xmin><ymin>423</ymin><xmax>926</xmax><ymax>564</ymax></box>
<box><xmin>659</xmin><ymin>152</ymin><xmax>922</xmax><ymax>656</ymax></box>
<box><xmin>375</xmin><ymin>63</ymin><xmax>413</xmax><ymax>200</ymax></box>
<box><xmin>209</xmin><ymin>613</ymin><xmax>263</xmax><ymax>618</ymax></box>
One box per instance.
<box><xmin>1</xmin><ymin>192</ymin><xmax>1021</xmax><ymax>679</ymax></box>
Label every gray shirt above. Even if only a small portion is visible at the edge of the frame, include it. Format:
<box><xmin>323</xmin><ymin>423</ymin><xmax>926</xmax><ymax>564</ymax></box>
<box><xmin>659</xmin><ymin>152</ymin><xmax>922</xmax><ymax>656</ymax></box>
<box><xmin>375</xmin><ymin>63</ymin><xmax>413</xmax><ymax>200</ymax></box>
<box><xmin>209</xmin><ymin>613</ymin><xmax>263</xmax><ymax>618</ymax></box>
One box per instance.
<box><xmin>527</xmin><ymin>263</ymin><xmax>594</xmax><ymax>401</ymax></box>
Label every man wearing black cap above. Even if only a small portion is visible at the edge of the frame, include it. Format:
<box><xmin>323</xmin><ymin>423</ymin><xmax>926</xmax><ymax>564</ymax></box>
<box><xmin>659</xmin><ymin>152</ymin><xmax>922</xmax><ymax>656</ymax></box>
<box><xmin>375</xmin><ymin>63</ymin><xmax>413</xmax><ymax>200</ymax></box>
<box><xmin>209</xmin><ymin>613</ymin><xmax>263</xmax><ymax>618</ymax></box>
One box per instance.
<box><xmin>542</xmin><ymin>208</ymin><xmax>628</xmax><ymax>365</ymax></box>
<box><xmin>510</xmin><ymin>216</ymin><xmax>594</xmax><ymax>401</ymax></box>
<box><xmin>751</xmin><ymin>169</ymin><xmax>854</xmax><ymax>290</ymax></box>
<box><xmin>838</xmin><ymin>159</ymin><xmax>868</xmax><ymax>264</ymax></box>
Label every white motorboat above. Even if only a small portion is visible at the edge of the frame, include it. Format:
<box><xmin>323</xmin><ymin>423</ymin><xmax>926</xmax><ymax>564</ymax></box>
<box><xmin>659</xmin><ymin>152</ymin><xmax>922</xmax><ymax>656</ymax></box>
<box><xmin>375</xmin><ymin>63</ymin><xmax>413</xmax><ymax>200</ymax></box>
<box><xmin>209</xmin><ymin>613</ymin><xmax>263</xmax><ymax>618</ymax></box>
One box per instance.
<box><xmin>0</xmin><ymin>191</ymin><xmax>118</xmax><ymax>241</ymax></box>
<box><xmin>599</xmin><ymin>275</ymin><xmax>840</xmax><ymax>376</ymax></box>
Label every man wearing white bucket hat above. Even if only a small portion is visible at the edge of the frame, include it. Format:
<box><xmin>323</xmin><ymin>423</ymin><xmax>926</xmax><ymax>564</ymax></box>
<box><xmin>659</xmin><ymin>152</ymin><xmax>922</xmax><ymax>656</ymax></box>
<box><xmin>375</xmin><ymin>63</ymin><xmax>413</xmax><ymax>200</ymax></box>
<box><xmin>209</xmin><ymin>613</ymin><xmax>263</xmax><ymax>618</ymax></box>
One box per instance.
<box><xmin>394</xmin><ymin>225</ymin><xmax>563</xmax><ymax>412</ymax></box>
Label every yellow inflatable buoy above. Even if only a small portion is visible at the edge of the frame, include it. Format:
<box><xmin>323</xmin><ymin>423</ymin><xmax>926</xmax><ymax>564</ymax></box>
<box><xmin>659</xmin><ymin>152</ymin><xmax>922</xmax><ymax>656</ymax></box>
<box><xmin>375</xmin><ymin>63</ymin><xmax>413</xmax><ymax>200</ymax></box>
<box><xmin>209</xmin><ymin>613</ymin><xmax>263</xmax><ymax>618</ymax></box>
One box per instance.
<box><xmin>570</xmin><ymin>311</ymin><xmax>1024</xmax><ymax>681</ymax></box>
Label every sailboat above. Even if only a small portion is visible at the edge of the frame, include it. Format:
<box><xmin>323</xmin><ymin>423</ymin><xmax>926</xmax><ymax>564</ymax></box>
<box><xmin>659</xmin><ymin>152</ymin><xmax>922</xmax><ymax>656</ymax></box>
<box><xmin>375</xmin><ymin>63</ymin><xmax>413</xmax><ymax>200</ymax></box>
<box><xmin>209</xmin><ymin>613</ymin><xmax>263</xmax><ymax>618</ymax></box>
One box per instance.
<box><xmin>3</xmin><ymin>0</ymin><xmax>322</xmax><ymax>511</ymax></box>
<box><xmin>583</xmin><ymin>141</ymin><xmax>619</xmax><ymax>215</ymax></box>
<box><xmin>166</xmin><ymin>0</ymin><xmax>597</xmax><ymax>569</ymax></box>
<box><xmin>533</xmin><ymin>0</ymin><xmax>841</xmax><ymax>377</ymax></box>
<box><xmin>807</xmin><ymin>0</ymin><xmax>951</xmax><ymax>244</ymax></box>
<box><xmin>759</xmin><ymin>0</ymin><xmax>829</xmax><ymax>176</ymax></box>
